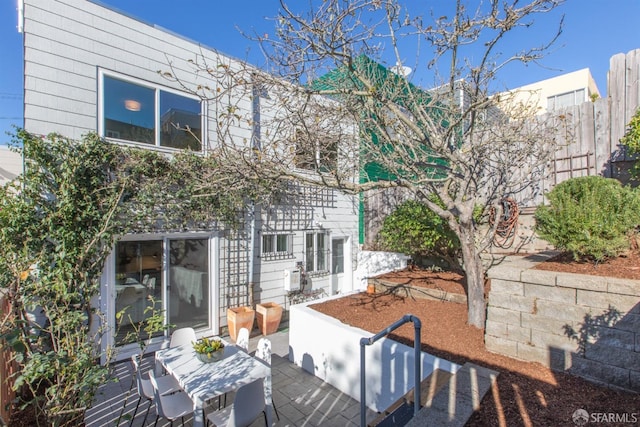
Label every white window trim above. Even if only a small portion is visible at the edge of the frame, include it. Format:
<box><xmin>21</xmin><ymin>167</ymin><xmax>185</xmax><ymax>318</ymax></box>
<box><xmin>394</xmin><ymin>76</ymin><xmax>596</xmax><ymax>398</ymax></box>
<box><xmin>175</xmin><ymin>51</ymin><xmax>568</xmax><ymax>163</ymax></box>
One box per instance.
<box><xmin>261</xmin><ymin>233</ymin><xmax>294</xmax><ymax>260</ymax></box>
<box><xmin>98</xmin><ymin>69</ymin><xmax>205</xmax><ymax>153</ymax></box>
<box><xmin>304</xmin><ymin>231</ymin><xmax>330</xmax><ymax>274</ymax></box>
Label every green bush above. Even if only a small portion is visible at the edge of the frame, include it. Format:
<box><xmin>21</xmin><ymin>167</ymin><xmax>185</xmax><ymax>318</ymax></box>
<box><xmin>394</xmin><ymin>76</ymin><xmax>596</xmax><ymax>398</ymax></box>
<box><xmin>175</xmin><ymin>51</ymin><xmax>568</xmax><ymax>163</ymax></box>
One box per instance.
<box><xmin>378</xmin><ymin>199</ymin><xmax>461</xmax><ymax>267</ymax></box>
<box><xmin>621</xmin><ymin>108</ymin><xmax>640</xmax><ymax>180</ymax></box>
<box><xmin>534</xmin><ymin>176</ymin><xmax>640</xmax><ymax>260</ymax></box>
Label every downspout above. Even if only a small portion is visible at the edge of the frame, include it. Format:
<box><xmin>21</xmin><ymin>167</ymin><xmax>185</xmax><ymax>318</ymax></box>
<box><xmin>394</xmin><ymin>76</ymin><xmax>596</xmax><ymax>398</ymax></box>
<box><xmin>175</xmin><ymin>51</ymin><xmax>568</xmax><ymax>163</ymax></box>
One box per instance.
<box><xmin>247</xmin><ymin>201</ymin><xmax>256</xmax><ymax>307</ymax></box>
<box><xmin>247</xmin><ymin>81</ymin><xmax>261</xmax><ymax>307</ymax></box>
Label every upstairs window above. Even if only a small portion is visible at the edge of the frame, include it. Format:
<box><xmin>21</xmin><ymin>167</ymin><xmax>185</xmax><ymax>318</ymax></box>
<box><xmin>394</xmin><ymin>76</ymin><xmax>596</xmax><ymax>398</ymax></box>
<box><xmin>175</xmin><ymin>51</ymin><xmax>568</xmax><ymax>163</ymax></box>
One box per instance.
<box><xmin>547</xmin><ymin>89</ymin><xmax>585</xmax><ymax>111</ymax></box>
<box><xmin>293</xmin><ymin>129</ymin><xmax>338</xmax><ymax>172</ymax></box>
<box><xmin>101</xmin><ymin>72</ymin><xmax>202</xmax><ymax>151</ymax></box>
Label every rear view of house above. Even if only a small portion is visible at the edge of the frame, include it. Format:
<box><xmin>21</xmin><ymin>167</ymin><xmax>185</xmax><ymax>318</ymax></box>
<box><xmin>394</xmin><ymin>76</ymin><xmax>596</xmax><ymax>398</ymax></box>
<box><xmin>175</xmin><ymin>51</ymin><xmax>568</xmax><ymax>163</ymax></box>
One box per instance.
<box><xmin>19</xmin><ymin>0</ymin><xmax>359</xmax><ymax>361</ymax></box>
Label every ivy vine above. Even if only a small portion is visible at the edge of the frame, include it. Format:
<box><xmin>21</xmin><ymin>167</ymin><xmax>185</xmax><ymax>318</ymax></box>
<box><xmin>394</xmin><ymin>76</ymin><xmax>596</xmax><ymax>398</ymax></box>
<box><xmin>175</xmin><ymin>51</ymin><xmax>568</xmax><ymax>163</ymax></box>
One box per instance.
<box><xmin>0</xmin><ymin>130</ymin><xmax>278</xmax><ymax>425</ymax></box>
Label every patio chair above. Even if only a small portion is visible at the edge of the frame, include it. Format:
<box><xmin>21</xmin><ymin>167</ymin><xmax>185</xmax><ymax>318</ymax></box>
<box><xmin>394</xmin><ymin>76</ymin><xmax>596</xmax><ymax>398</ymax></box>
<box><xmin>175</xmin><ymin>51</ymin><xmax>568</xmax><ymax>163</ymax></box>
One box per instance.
<box><xmin>236</xmin><ymin>327</ymin><xmax>249</xmax><ymax>353</ymax></box>
<box><xmin>206</xmin><ymin>378</ymin><xmax>267</xmax><ymax>427</ymax></box>
<box><xmin>130</xmin><ymin>354</ymin><xmax>180</xmax><ymax>427</ymax></box>
<box><xmin>149</xmin><ymin>370</ymin><xmax>194</xmax><ymax>427</ymax></box>
<box><xmin>169</xmin><ymin>327</ymin><xmax>196</xmax><ymax>348</ymax></box>
<box><xmin>254</xmin><ymin>338</ymin><xmax>280</xmax><ymax>421</ymax></box>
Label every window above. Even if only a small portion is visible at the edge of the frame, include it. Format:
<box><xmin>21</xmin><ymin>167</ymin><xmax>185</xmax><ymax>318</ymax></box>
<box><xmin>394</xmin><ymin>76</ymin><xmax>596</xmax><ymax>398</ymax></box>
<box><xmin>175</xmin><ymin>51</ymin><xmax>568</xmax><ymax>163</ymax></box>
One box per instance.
<box><xmin>101</xmin><ymin>73</ymin><xmax>202</xmax><ymax>151</ymax></box>
<box><xmin>547</xmin><ymin>89</ymin><xmax>585</xmax><ymax>111</ymax></box>
<box><xmin>305</xmin><ymin>232</ymin><xmax>328</xmax><ymax>273</ymax></box>
<box><xmin>261</xmin><ymin>233</ymin><xmax>293</xmax><ymax>260</ymax></box>
<box><xmin>293</xmin><ymin>129</ymin><xmax>338</xmax><ymax>172</ymax></box>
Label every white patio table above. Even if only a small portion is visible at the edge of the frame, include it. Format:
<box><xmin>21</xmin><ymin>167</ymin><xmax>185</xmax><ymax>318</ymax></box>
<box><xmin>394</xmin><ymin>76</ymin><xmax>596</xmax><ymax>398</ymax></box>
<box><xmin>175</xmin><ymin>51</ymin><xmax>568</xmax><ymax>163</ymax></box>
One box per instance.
<box><xmin>155</xmin><ymin>341</ymin><xmax>272</xmax><ymax>427</ymax></box>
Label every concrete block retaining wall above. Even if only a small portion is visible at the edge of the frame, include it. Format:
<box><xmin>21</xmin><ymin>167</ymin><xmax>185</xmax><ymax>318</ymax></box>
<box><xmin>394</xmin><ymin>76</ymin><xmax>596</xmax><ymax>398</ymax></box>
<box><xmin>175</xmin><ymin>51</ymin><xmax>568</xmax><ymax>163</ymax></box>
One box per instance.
<box><xmin>486</xmin><ymin>256</ymin><xmax>640</xmax><ymax>391</ymax></box>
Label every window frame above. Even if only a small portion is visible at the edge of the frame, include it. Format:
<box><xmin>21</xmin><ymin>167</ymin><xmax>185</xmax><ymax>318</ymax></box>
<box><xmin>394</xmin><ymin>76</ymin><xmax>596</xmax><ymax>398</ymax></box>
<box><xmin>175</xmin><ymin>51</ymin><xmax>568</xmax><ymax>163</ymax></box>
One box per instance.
<box><xmin>98</xmin><ymin>69</ymin><xmax>205</xmax><ymax>152</ymax></box>
<box><xmin>260</xmin><ymin>233</ymin><xmax>294</xmax><ymax>261</ymax></box>
<box><xmin>304</xmin><ymin>231</ymin><xmax>329</xmax><ymax>274</ymax></box>
<box><xmin>293</xmin><ymin>129</ymin><xmax>338</xmax><ymax>172</ymax></box>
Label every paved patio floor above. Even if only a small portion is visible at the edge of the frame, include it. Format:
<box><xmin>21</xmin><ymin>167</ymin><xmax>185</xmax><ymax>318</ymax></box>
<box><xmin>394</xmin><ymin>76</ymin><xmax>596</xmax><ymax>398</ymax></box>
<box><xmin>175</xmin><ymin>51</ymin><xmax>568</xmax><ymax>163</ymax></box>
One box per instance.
<box><xmin>86</xmin><ymin>328</ymin><xmax>379</xmax><ymax>426</ymax></box>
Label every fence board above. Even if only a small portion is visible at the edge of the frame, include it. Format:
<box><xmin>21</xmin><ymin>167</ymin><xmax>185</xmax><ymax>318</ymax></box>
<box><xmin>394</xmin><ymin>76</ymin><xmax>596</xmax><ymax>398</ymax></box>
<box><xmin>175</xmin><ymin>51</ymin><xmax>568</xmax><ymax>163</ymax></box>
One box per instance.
<box><xmin>625</xmin><ymin>49</ymin><xmax>639</xmax><ymax>125</ymax></box>
<box><xmin>610</xmin><ymin>53</ymin><xmax>627</xmax><ymax>161</ymax></box>
<box><xmin>593</xmin><ymin>97</ymin><xmax>611</xmax><ymax>176</ymax></box>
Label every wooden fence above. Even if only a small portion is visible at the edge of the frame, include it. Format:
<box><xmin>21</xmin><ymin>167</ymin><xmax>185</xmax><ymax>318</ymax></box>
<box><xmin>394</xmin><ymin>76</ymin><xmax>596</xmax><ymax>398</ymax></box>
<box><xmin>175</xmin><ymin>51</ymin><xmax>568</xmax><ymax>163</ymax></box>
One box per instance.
<box><xmin>0</xmin><ymin>295</ymin><xmax>16</xmax><ymax>425</ymax></box>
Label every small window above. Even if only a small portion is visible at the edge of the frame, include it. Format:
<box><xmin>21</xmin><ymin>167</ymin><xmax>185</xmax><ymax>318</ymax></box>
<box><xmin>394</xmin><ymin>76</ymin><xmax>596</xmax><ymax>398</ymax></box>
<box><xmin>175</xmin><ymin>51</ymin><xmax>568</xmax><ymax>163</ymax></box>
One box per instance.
<box><xmin>101</xmin><ymin>72</ymin><xmax>202</xmax><ymax>151</ymax></box>
<box><xmin>261</xmin><ymin>233</ymin><xmax>293</xmax><ymax>260</ymax></box>
<box><xmin>293</xmin><ymin>129</ymin><xmax>338</xmax><ymax>172</ymax></box>
<box><xmin>305</xmin><ymin>232</ymin><xmax>328</xmax><ymax>273</ymax></box>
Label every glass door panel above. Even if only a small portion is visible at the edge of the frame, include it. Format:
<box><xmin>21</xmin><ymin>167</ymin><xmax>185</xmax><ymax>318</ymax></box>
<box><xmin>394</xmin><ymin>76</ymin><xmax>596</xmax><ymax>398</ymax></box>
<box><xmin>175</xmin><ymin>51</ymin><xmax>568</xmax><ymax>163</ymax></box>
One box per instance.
<box><xmin>168</xmin><ymin>238</ymin><xmax>209</xmax><ymax>331</ymax></box>
<box><xmin>114</xmin><ymin>240</ymin><xmax>163</xmax><ymax>345</ymax></box>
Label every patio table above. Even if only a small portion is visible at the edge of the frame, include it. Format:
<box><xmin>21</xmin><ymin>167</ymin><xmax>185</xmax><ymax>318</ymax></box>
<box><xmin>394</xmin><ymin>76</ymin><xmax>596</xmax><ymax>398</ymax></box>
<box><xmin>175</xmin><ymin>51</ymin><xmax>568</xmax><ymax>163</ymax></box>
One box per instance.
<box><xmin>155</xmin><ymin>341</ymin><xmax>272</xmax><ymax>427</ymax></box>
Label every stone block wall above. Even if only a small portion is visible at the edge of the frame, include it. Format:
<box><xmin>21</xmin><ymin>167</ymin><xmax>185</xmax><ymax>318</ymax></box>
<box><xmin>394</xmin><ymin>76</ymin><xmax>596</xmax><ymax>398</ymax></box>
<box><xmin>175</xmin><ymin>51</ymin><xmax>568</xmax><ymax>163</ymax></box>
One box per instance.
<box><xmin>486</xmin><ymin>255</ymin><xmax>640</xmax><ymax>391</ymax></box>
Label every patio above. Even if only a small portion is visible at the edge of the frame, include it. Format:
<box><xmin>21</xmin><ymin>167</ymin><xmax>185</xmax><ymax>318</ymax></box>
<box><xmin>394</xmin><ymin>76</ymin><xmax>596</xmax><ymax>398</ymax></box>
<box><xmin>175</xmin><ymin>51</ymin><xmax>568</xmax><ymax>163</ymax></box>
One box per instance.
<box><xmin>86</xmin><ymin>328</ymin><xmax>379</xmax><ymax>427</ymax></box>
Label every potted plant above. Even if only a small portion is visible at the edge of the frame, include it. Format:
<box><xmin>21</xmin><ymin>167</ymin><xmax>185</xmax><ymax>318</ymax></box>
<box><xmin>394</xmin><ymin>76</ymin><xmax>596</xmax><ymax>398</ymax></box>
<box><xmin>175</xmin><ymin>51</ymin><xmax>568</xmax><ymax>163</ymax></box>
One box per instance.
<box><xmin>256</xmin><ymin>301</ymin><xmax>283</xmax><ymax>336</ymax></box>
<box><xmin>192</xmin><ymin>337</ymin><xmax>225</xmax><ymax>363</ymax></box>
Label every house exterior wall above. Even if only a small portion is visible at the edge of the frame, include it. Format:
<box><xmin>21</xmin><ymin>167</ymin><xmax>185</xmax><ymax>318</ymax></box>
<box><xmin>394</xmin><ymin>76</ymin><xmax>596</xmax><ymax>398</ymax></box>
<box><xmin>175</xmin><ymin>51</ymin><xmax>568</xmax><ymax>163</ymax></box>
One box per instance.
<box><xmin>22</xmin><ymin>0</ymin><xmax>359</xmax><ymax>354</ymax></box>
<box><xmin>0</xmin><ymin>146</ymin><xmax>22</xmax><ymax>186</ymax></box>
<box><xmin>505</xmin><ymin>68</ymin><xmax>601</xmax><ymax>114</ymax></box>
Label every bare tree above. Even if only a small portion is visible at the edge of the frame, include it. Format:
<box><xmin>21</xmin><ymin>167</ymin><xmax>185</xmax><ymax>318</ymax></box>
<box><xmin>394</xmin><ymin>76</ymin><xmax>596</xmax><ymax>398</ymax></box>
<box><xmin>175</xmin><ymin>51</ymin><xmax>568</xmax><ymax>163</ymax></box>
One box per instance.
<box><xmin>171</xmin><ymin>0</ymin><xmax>569</xmax><ymax>328</ymax></box>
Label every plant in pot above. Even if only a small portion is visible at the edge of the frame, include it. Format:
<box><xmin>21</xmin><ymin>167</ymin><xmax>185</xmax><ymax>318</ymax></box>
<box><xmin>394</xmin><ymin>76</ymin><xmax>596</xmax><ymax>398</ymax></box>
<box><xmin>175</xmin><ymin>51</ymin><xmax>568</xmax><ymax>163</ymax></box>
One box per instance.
<box><xmin>192</xmin><ymin>336</ymin><xmax>225</xmax><ymax>363</ymax></box>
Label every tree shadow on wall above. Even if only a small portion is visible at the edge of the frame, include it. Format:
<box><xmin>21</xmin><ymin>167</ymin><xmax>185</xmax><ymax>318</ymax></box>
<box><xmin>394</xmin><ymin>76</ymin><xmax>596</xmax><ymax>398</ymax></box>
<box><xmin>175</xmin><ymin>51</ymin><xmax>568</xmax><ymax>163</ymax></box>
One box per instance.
<box><xmin>562</xmin><ymin>305</ymin><xmax>623</xmax><ymax>357</ymax></box>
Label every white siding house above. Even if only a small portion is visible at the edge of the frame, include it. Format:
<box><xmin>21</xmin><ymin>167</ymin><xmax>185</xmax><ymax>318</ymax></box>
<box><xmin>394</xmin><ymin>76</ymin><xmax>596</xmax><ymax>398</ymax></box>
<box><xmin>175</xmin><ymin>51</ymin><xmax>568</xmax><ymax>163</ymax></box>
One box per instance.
<box><xmin>21</xmin><ymin>0</ymin><xmax>359</xmax><ymax>360</ymax></box>
<box><xmin>0</xmin><ymin>146</ymin><xmax>22</xmax><ymax>186</ymax></box>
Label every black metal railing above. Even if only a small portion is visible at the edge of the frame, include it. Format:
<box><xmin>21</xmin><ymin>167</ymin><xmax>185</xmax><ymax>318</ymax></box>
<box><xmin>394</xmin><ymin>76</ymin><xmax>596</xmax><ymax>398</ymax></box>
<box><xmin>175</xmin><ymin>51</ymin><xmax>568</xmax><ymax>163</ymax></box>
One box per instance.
<box><xmin>359</xmin><ymin>314</ymin><xmax>422</xmax><ymax>427</ymax></box>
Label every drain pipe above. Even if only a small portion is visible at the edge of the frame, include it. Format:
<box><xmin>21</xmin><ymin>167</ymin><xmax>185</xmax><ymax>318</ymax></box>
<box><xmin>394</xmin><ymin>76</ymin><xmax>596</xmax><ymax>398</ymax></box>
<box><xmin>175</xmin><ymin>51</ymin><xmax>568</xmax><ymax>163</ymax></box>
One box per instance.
<box><xmin>360</xmin><ymin>314</ymin><xmax>422</xmax><ymax>427</ymax></box>
<box><xmin>247</xmin><ymin>201</ymin><xmax>256</xmax><ymax>307</ymax></box>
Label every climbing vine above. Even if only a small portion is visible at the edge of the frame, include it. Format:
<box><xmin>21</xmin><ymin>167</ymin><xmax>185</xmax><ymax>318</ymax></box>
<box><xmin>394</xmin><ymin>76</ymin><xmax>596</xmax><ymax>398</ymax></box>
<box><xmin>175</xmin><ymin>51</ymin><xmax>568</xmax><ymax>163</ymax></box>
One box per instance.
<box><xmin>0</xmin><ymin>130</ymin><xmax>277</xmax><ymax>426</ymax></box>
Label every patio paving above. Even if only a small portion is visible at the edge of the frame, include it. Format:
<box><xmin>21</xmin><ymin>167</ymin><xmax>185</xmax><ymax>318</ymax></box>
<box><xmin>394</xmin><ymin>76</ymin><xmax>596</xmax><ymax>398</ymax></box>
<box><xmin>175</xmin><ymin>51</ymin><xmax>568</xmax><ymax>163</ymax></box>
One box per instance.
<box><xmin>86</xmin><ymin>326</ymin><xmax>496</xmax><ymax>426</ymax></box>
<box><xmin>86</xmin><ymin>327</ymin><xmax>379</xmax><ymax>426</ymax></box>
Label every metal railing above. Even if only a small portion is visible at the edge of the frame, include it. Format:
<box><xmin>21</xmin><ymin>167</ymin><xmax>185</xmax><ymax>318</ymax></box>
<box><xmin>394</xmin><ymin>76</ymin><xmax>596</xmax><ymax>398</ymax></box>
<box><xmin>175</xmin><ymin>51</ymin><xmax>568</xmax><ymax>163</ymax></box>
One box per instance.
<box><xmin>359</xmin><ymin>314</ymin><xmax>422</xmax><ymax>427</ymax></box>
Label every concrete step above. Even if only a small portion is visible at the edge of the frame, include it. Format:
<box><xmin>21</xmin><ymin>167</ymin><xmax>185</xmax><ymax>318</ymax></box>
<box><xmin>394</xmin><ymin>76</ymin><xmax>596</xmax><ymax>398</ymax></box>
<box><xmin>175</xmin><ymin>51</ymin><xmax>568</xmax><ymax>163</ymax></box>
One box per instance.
<box><xmin>406</xmin><ymin>362</ymin><xmax>499</xmax><ymax>427</ymax></box>
<box><xmin>369</xmin><ymin>368</ymin><xmax>454</xmax><ymax>427</ymax></box>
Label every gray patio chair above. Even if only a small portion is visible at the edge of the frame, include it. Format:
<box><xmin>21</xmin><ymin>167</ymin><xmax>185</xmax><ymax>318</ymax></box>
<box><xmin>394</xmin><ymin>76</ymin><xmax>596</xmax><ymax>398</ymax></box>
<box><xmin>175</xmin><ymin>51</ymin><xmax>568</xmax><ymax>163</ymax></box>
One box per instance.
<box><xmin>254</xmin><ymin>338</ymin><xmax>280</xmax><ymax>421</ymax></box>
<box><xmin>149</xmin><ymin>370</ymin><xmax>194</xmax><ymax>427</ymax></box>
<box><xmin>169</xmin><ymin>327</ymin><xmax>196</xmax><ymax>348</ymax></box>
<box><xmin>130</xmin><ymin>354</ymin><xmax>180</xmax><ymax>426</ymax></box>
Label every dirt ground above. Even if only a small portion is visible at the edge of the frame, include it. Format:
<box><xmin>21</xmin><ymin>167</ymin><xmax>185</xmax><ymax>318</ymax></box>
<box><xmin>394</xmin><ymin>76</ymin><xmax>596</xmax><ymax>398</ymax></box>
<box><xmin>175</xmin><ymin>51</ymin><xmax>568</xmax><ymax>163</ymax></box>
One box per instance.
<box><xmin>311</xmin><ymin>254</ymin><xmax>640</xmax><ymax>427</ymax></box>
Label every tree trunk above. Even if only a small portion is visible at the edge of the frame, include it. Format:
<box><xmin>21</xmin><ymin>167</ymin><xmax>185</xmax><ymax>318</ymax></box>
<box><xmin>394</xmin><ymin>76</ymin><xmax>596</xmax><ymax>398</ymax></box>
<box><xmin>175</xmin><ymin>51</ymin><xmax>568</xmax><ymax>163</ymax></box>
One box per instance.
<box><xmin>458</xmin><ymin>222</ymin><xmax>486</xmax><ymax>328</ymax></box>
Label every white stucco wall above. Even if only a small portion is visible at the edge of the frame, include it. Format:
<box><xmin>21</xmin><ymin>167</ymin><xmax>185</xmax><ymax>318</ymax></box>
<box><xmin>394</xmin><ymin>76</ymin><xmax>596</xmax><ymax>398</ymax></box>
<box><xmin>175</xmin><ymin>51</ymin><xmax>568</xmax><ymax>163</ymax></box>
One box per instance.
<box><xmin>354</xmin><ymin>251</ymin><xmax>411</xmax><ymax>290</ymax></box>
<box><xmin>289</xmin><ymin>295</ymin><xmax>460</xmax><ymax>412</ymax></box>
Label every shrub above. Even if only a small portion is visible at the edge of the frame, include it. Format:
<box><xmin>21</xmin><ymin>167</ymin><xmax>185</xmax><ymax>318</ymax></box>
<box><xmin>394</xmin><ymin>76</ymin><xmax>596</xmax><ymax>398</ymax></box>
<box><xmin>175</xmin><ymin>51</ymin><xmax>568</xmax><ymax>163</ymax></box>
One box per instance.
<box><xmin>621</xmin><ymin>107</ymin><xmax>640</xmax><ymax>180</ymax></box>
<box><xmin>534</xmin><ymin>176</ymin><xmax>640</xmax><ymax>260</ymax></box>
<box><xmin>377</xmin><ymin>199</ymin><xmax>461</xmax><ymax>267</ymax></box>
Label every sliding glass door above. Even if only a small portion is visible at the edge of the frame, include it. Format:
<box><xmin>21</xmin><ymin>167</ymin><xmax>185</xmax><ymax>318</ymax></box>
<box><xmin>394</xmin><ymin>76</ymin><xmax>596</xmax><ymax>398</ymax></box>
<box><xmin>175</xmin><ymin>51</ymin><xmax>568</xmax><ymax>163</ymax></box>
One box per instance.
<box><xmin>168</xmin><ymin>238</ymin><xmax>209</xmax><ymax>331</ymax></box>
<box><xmin>113</xmin><ymin>236</ymin><xmax>211</xmax><ymax>346</ymax></box>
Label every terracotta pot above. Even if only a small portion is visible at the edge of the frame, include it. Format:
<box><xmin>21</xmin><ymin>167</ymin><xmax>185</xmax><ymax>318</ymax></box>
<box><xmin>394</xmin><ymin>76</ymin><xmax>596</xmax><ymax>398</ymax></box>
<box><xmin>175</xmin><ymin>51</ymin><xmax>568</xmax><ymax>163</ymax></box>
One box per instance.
<box><xmin>256</xmin><ymin>302</ymin><xmax>283</xmax><ymax>336</ymax></box>
<box><xmin>226</xmin><ymin>306</ymin><xmax>255</xmax><ymax>342</ymax></box>
<box><xmin>366</xmin><ymin>283</ymin><xmax>376</xmax><ymax>294</ymax></box>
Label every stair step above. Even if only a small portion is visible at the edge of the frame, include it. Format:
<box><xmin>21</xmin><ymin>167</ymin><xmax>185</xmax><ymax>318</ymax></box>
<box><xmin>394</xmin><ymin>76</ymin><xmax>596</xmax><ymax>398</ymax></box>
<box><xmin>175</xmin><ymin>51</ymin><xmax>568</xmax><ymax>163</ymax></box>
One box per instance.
<box><xmin>368</xmin><ymin>369</ymin><xmax>453</xmax><ymax>427</ymax></box>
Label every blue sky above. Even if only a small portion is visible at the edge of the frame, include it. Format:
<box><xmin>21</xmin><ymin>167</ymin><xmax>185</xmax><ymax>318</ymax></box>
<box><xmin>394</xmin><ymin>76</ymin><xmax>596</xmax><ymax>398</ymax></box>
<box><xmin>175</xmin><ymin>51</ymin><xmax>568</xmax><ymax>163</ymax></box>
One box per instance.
<box><xmin>0</xmin><ymin>0</ymin><xmax>639</xmax><ymax>146</ymax></box>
